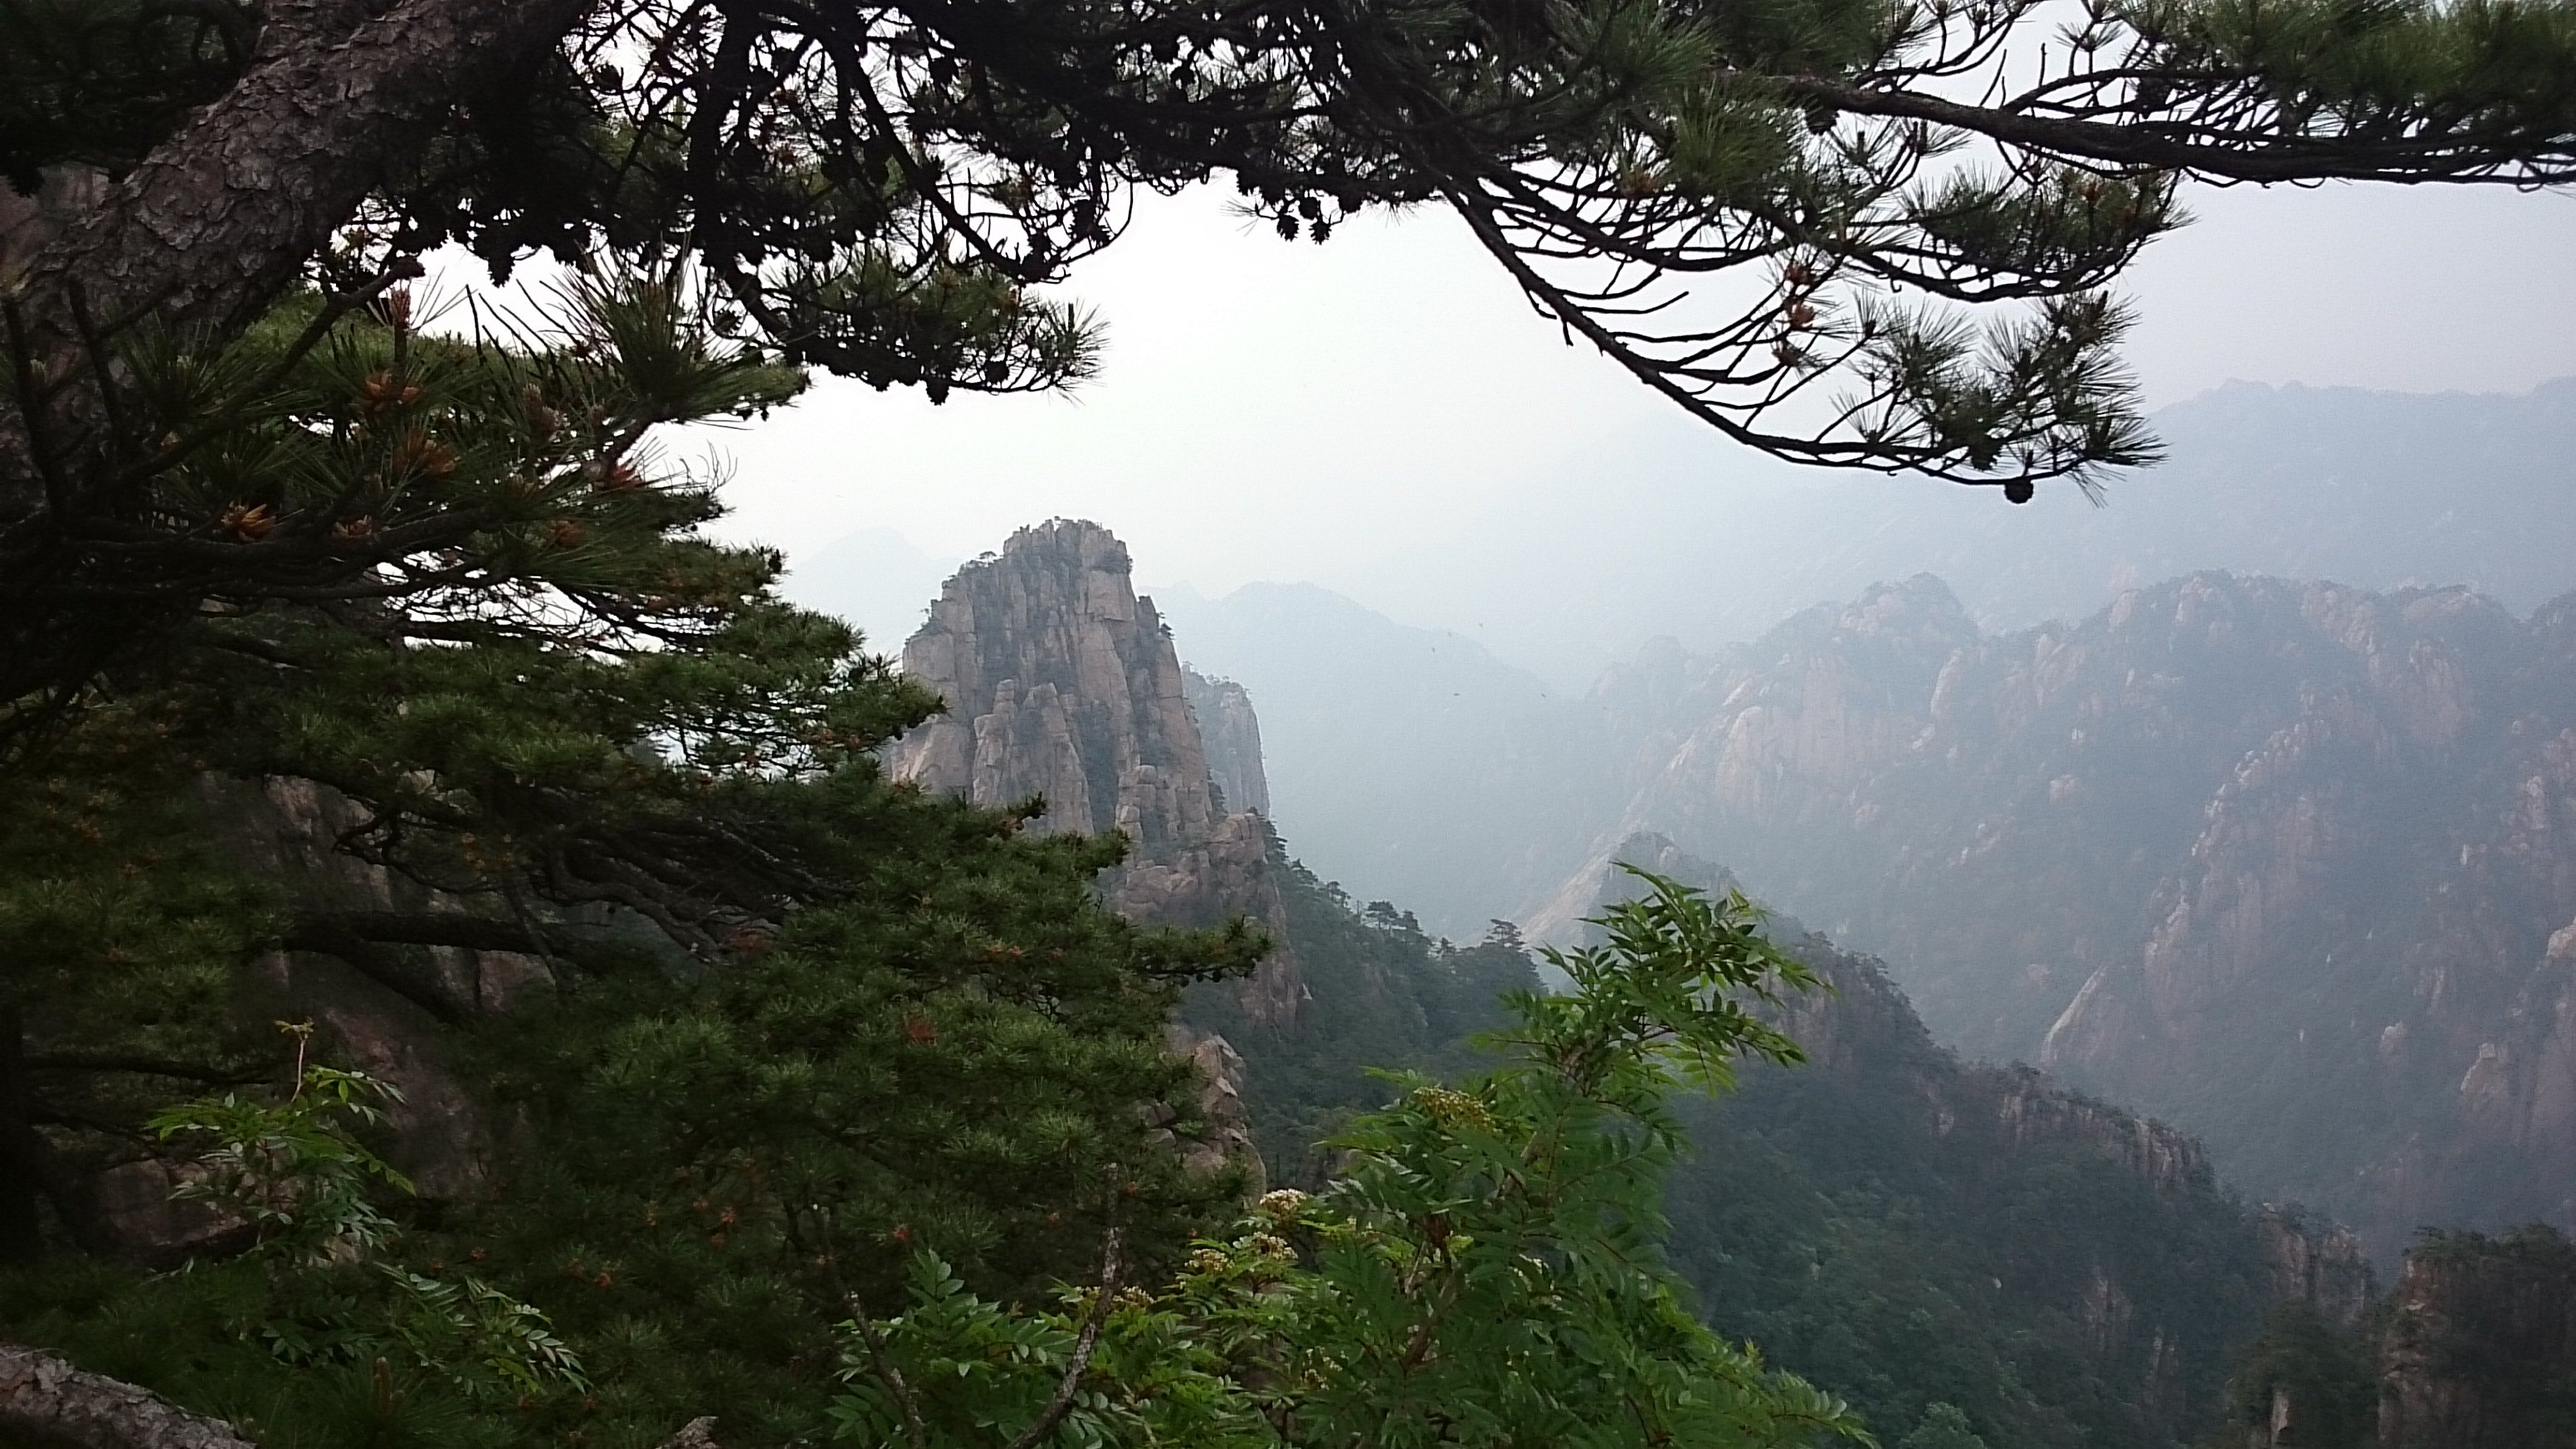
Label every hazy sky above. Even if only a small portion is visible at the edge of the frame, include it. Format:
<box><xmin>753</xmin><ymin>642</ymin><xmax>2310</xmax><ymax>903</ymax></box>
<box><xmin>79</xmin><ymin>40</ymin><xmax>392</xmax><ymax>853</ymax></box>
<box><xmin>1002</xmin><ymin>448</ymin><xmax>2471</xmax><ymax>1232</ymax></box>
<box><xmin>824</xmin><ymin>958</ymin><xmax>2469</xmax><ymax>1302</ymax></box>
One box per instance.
<box><xmin>697</xmin><ymin>178</ymin><xmax>2576</xmax><ymax>612</ymax></box>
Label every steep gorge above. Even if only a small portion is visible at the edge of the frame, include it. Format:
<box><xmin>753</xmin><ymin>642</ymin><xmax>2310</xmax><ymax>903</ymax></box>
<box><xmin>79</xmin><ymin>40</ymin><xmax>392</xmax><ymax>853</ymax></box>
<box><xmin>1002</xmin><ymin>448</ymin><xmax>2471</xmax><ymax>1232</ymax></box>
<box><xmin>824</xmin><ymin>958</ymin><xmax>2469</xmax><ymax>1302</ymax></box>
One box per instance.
<box><xmin>1547</xmin><ymin>835</ymin><xmax>2272</xmax><ymax>1449</ymax></box>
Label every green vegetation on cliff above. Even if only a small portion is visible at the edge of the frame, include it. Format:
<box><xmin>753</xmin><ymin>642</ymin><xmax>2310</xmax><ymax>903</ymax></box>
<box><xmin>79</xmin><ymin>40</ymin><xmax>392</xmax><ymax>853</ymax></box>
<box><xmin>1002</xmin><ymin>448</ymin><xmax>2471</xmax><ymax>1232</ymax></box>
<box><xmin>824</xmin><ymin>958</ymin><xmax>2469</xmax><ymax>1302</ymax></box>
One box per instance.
<box><xmin>1667</xmin><ymin>927</ymin><xmax>2266</xmax><ymax>1449</ymax></box>
<box><xmin>1182</xmin><ymin>841</ymin><xmax>1539</xmax><ymax>1188</ymax></box>
<box><xmin>1196</xmin><ymin>844</ymin><xmax>2271</xmax><ymax>1449</ymax></box>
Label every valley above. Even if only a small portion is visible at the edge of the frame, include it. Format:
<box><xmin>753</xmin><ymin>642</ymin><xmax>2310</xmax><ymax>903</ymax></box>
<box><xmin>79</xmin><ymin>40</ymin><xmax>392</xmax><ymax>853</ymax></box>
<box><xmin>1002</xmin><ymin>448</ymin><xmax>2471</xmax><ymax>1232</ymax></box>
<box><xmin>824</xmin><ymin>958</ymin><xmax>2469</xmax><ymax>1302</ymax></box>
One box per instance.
<box><xmin>877</xmin><ymin>515</ymin><xmax>2576</xmax><ymax>1448</ymax></box>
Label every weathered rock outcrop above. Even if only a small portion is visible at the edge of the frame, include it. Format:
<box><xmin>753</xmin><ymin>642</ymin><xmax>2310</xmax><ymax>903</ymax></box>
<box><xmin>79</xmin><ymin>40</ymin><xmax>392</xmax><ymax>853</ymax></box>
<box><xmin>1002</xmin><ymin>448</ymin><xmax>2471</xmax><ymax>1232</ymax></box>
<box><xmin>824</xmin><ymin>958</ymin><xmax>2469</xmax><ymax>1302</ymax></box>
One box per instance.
<box><xmin>891</xmin><ymin>521</ymin><xmax>1216</xmax><ymax>851</ymax></box>
<box><xmin>1159</xmin><ymin>1026</ymin><xmax>1261</xmax><ymax>1186</ymax></box>
<box><xmin>1184</xmin><ymin>669</ymin><xmax>1270</xmax><ymax>817</ymax></box>
<box><xmin>2376</xmin><ymin>1225</ymin><xmax>2576</xmax><ymax>1448</ymax></box>
<box><xmin>2256</xmin><ymin>1207</ymin><xmax>2375</xmax><ymax>1329</ymax></box>
<box><xmin>1561</xmin><ymin>574</ymin><xmax>2576</xmax><ymax>1257</ymax></box>
<box><xmin>81</xmin><ymin>777</ymin><xmax>556</xmax><ymax>1261</ymax></box>
<box><xmin>892</xmin><ymin>520</ymin><xmax>1299</xmax><ymax>1022</ymax></box>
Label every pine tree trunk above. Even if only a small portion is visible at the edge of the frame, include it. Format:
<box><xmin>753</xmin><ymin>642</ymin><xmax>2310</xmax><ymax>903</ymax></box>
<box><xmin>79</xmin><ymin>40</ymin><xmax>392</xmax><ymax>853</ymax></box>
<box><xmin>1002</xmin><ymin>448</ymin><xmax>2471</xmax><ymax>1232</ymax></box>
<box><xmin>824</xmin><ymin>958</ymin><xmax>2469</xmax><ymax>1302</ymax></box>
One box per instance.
<box><xmin>0</xmin><ymin>1003</ymin><xmax>43</xmax><ymax>1264</ymax></box>
<box><xmin>0</xmin><ymin>0</ymin><xmax>593</xmax><ymax>700</ymax></box>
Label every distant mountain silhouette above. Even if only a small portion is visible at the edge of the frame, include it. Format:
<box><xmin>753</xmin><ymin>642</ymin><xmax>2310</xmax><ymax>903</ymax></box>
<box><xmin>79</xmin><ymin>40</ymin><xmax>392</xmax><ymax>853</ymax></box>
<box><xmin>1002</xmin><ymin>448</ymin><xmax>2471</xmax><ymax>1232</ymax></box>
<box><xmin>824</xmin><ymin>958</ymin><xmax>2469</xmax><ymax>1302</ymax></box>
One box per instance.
<box><xmin>1325</xmin><ymin>377</ymin><xmax>2576</xmax><ymax>684</ymax></box>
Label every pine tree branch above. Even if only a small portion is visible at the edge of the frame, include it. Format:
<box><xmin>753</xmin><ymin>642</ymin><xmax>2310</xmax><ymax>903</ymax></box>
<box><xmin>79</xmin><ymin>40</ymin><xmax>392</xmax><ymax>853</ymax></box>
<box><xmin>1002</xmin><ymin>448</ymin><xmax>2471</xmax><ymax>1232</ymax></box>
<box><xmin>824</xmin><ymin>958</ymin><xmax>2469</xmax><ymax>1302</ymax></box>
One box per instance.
<box><xmin>1778</xmin><ymin>75</ymin><xmax>2576</xmax><ymax>184</ymax></box>
<box><xmin>275</xmin><ymin>916</ymin><xmax>469</xmax><ymax>1025</ymax></box>
<box><xmin>292</xmin><ymin>909</ymin><xmax>551</xmax><ymax>956</ymax></box>
<box><xmin>0</xmin><ymin>0</ymin><xmax>594</xmax><ymax>696</ymax></box>
<box><xmin>0</xmin><ymin>1343</ymin><xmax>258</xmax><ymax>1449</ymax></box>
<box><xmin>274</xmin><ymin>907</ymin><xmax>588</xmax><ymax>1023</ymax></box>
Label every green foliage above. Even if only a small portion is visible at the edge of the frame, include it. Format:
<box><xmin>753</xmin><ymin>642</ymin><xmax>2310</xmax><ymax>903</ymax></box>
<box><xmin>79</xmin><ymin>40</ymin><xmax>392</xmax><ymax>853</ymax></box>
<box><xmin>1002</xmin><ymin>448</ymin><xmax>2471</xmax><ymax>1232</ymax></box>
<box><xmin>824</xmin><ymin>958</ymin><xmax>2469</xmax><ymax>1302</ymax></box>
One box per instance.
<box><xmin>0</xmin><ymin>269</ymin><xmax>1263</xmax><ymax>1448</ymax></box>
<box><xmin>827</xmin><ymin>1250</ymin><xmax>1264</xmax><ymax>1449</ymax></box>
<box><xmin>1185</xmin><ymin>842</ymin><xmax>1539</xmax><ymax>1187</ymax></box>
<box><xmin>1661</xmin><ymin>948</ymin><xmax>2271</xmax><ymax>1449</ymax></box>
<box><xmin>2387</xmin><ymin>1223</ymin><xmax>2576</xmax><ymax>1446</ymax></box>
<box><xmin>837</xmin><ymin>871</ymin><xmax>1868</xmax><ymax>1449</ymax></box>
<box><xmin>1897</xmin><ymin>1404</ymin><xmax>1989</xmax><ymax>1449</ymax></box>
<box><xmin>1204</xmin><ymin>856</ymin><xmax>2270</xmax><ymax>1449</ymax></box>
<box><xmin>377</xmin><ymin>1269</ymin><xmax>588</xmax><ymax>1403</ymax></box>
<box><xmin>2198</xmin><ymin>1305</ymin><xmax>2375</xmax><ymax>1449</ymax></box>
<box><xmin>20</xmin><ymin>1033</ymin><xmax>589</xmax><ymax>1432</ymax></box>
<box><xmin>0</xmin><ymin>693</ymin><xmax>280</xmax><ymax>1210</ymax></box>
<box><xmin>147</xmin><ymin>1028</ymin><xmax>416</xmax><ymax>1264</ymax></box>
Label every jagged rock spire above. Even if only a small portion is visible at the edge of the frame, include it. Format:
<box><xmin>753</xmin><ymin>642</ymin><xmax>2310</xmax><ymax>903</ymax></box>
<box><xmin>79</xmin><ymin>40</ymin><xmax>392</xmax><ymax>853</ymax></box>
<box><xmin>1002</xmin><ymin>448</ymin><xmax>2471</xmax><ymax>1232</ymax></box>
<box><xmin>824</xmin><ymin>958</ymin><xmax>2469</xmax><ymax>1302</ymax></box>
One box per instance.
<box><xmin>891</xmin><ymin>519</ymin><xmax>1217</xmax><ymax>851</ymax></box>
<box><xmin>891</xmin><ymin>519</ymin><xmax>1301</xmax><ymax>1022</ymax></box>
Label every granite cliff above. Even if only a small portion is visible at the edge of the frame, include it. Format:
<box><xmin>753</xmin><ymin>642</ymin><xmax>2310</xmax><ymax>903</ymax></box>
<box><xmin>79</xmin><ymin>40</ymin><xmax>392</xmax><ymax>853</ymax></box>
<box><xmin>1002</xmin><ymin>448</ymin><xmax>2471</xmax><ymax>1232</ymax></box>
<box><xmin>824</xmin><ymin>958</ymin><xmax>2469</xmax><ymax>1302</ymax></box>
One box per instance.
<box><xmin>1183</xmin><ymin>668</ymin><xmax>1271</xmax><ymax>817</ymax></box>
<box><xmin>2217</xmin><ymin>1222</ymin><xmax>2576</xmax><ymax>1448</ymax></box>
<box><xmin>1558</xmin><ymin>574</ymin><xmax>2576</xmax><ymax>1257</ymax></box>
<box><xmin>890</xmin><ymin>520</ymin><xmax>1300</xmax><ymax>1021</ymax></box>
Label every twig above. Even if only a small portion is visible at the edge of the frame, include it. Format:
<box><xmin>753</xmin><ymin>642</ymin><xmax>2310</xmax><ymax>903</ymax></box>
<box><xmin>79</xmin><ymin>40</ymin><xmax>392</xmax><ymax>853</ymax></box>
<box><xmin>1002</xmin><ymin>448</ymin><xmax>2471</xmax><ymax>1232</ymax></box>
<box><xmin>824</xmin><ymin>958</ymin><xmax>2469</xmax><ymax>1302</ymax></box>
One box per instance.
<box><xmin>1002</xmin><ymin>1204</ymin><xmax>1127</xmax><ymax>1449</ymax></box>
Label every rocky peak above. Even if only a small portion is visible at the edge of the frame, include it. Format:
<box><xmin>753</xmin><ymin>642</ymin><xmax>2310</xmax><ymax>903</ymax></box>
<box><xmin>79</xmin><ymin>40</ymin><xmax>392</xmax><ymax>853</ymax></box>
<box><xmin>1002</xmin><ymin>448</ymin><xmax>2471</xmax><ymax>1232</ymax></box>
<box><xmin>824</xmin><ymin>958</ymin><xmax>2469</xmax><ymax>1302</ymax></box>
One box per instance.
<box><xmin>1184</xmin><ymin>668</ymin><xmax>1271</xmax><ymax>817</ymax></box>
<box><xmin>892</xmin><ymin>520</ymin><xmax>1215</xmax><ymax>851</ymax></box>
<box><xmin>890</xmin><ymin>520</ymin><xmax>1300</xmax><ymax>1022</ymax></box>
<box><xmin>1518</xmin><ymin>831</ymin><xmax>1742</xmax><ymax>949</ymax></box>
<box><xmin>1835</xmin><ymin>572</ymin><xmax>1977</xmax><ymax>647</ymax></box>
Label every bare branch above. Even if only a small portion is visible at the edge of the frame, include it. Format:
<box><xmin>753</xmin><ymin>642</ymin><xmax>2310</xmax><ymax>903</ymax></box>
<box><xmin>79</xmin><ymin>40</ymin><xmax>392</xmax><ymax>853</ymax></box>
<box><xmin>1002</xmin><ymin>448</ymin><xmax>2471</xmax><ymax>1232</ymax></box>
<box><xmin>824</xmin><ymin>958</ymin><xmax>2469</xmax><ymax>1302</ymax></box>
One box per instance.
<box><xmin>1002</xmin><ymin>1208</ymin><xmax>1127</xmax><ymax>1449</ymax></box>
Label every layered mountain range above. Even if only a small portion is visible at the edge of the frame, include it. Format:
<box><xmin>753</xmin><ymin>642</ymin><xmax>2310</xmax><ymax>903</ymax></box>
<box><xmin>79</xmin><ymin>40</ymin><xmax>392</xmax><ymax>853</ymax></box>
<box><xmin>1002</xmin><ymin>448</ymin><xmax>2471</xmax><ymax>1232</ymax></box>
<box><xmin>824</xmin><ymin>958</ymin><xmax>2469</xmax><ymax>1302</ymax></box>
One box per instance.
<box><xmin>1169</xmin><ymin>564</ymin><xmax>2576</xmax><ymax>1258</ymax></box>
<box><xmin>1215</xmin><ymin>376</ymin><xmax>2576</xmax><ymax>686</ymax></box>
<box><xmin>883</xmin><ymin>520</ymin><xmax>2576</xmax><ymax>1446</ymax></box>
<box><xmin>882</xmin><ymin>522</ymin><xmax>2274</xmax><ymax>1444</ymax></box>
<box><xmin>1571</xmin><ymin>573</ymin><xmax>2576</xmax><ymax>1257</ymax></box>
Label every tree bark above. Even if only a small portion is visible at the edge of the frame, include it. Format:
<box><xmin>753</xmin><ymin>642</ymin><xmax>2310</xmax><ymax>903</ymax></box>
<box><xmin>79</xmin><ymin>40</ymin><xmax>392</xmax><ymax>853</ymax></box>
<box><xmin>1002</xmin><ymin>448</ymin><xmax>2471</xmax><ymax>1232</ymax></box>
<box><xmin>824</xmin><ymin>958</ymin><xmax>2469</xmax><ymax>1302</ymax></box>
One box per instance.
<box><xmin>0</xmin><ymin>1003</ymin><xmax>45</xmax><ymax>1264</ymax></box>
<box><xmin>0</xmin><ymin>1345</ymin><xmax>741</xmax><ymax>1449</ymax></box>
<box><xmin>1</xmin><ymin>0</ymin><xmax>594</xmax><ymax>693</ymax></box>
<box><xmin>0</xmin><ymin>1343</ymin><xmax>260</xmax><ymax>1449</ymax></box>
<box><xmin>661</xmin><ymin>1417</ymin><xmax>723</xmax><ymax>1449</ymax></box>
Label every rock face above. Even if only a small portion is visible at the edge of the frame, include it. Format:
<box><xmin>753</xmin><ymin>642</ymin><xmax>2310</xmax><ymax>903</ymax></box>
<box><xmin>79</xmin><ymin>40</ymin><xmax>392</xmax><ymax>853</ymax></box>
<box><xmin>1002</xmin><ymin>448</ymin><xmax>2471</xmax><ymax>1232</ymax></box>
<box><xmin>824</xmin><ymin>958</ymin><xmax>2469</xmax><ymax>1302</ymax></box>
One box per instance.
<box><xmin>891</xmin><ymin>520</ymin><xmax>1217</xmax><ymax>851</ymax></box>
<box><xmin>2375</xmin><ymin>1225</ymin><xmax>2576</xmax><ymax>1448</ymax></box>
<box><xmin>1567</xmin><ymin>574</ymin><xmax>2576</xmax><ymax>1258</ymax></box>
<box><xmin>891</xmin><ymin>520</ymin><xmax>1299</xmax><ymax>1022</ymax></box>
<box><xmin>1184</xmin><ymin>669</ymin><xmax>1271</xmax><ymax>817</ymax></box>
<box><xmin>1158</xmin><ymin>1026</ymin><xmax>1262</xmax><ymax>1187</ymax></box>
<box><xmin>2256</xmin><ymin>1207</ymin><xmax>2375</xmax><ymax>1330</ymax></box>
<box><xmin>85</xmin><ymin>776</ymin><xmax>557</xmax><ymax>1261</ymax></box>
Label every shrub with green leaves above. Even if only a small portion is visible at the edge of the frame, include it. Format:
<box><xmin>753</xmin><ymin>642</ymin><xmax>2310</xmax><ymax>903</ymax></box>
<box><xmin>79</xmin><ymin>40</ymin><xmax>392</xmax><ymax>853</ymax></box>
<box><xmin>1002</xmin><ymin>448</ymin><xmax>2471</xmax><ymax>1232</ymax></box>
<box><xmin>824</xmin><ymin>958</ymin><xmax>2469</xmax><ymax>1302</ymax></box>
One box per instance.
<box><xmin>834</xmin><ymin>871</ymin><xmax>1867</xmax><ymax>1449</ymax></box>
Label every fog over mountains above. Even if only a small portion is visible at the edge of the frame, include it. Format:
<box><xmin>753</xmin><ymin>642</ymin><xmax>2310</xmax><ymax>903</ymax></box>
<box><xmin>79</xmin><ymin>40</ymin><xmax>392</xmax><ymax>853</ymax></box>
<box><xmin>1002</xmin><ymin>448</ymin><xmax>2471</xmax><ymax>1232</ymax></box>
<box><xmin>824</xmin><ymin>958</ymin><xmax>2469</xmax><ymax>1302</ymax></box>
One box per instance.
<box><xmin>790</xmin><ymin>375</ymin><xmax>2576</xmax><ymax>690</ymax></box>
<box><xmin>1317</xmin><ymin>375</ymin><xmax>2576</xmax><ymax>686</ymax></box>
<box><xmin>792</xmin><ymin>375</ymin><xmax>2576</xmax><ymax>1256</ymax></box>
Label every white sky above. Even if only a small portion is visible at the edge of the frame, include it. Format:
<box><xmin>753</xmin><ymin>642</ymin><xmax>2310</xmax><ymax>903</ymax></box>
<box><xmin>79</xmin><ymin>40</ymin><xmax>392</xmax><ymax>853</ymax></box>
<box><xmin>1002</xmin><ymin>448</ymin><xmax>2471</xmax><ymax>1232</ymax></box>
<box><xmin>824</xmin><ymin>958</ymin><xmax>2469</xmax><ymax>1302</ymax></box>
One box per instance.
<box><xmin>693</xmin><ymin>178</ymin><xmax>2576</xmax><ymax>603</ymax></box>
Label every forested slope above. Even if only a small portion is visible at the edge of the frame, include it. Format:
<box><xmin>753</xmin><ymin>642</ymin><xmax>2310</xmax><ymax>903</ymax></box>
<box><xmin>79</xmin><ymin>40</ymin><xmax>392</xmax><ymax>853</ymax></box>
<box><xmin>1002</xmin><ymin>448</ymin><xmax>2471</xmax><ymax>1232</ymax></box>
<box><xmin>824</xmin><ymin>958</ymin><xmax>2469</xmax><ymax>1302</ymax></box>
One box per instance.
<box><xmin>1190</xmin><ymin>832</ymin><xmax>2276</xmax><ymax>1449</ymax></box>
